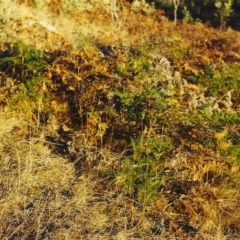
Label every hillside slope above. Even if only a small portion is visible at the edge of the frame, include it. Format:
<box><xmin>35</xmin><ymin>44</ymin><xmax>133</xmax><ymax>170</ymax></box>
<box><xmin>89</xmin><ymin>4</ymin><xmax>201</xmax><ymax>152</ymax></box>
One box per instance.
<box><xmin>0</xmin><ymin>1</ymin><xmax>240</xmax><ymax>239</ymax></box>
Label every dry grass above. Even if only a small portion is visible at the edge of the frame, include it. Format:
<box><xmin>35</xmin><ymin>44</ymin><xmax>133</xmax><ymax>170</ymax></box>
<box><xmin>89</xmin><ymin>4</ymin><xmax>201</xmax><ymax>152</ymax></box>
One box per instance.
<box><xmin>0</xmin><ymin>0</ymin><xmax>175</xmax><ymax>50</ymax></box>
<box><xmin>0</xmin><ymin>111</ymin><xmax>171</xmax><ymax>239</ymax></box>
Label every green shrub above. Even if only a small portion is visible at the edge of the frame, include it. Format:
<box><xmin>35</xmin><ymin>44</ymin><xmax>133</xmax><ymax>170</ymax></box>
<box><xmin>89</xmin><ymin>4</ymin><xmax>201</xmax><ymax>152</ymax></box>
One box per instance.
<box><xmin>116</xmin><ymin>135</ymin><xmax>172</xmax><ymax>205</ymax></box>
<box><xmin>0</xmin><ymin>40</ymin><xmax>47</xmax><ymax>113</ymax></box>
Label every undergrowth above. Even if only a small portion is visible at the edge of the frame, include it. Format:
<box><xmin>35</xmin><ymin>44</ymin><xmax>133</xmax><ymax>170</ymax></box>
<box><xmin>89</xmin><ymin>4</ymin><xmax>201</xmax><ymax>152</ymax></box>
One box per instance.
<box><xmin>0</xmin><ymin>1</ymin><xmax>240</xmax><ymax>239</ymax></box>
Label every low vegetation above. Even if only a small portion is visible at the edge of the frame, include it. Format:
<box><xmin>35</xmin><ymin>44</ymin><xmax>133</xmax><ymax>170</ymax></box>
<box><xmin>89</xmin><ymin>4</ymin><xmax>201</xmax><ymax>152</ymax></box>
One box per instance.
<box><xmin>0</xmin><ymin>0</ymin><xmax>240</xmax><ymax>239</ymax></box>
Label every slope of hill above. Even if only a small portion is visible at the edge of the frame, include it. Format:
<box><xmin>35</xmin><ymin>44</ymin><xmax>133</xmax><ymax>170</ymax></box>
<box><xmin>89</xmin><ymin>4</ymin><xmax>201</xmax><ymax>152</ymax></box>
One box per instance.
<box><xmin>0</xmin><ymin>1</ymin><xmax>240</xmax><ymax>239</ymax></box>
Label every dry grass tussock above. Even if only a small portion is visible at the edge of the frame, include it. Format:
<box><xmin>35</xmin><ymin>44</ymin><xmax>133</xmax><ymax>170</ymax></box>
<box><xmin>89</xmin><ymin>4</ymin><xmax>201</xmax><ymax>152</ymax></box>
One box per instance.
<box><xmin>0</xmin><ymin>112</ymin><xmax>128</xmax><ymax>239</ymax></box>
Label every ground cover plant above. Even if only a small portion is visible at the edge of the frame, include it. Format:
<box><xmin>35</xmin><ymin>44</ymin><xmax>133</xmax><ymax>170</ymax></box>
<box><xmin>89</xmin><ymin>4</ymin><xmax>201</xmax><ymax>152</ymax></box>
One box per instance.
<box><xmin>0</xmin><ymin>0</ymin><xmax>240</xmax><ymax>239</ymax></box>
